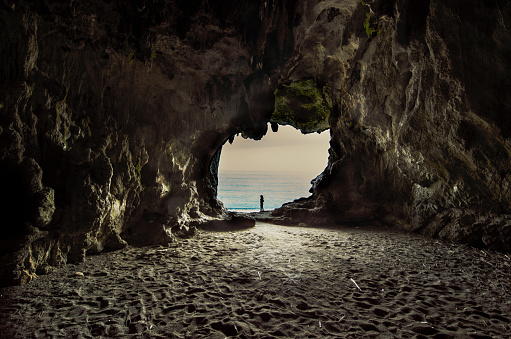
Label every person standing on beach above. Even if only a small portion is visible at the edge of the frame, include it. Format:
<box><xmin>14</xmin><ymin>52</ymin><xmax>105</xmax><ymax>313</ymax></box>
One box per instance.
<box><xmin>260</xmin><ymin>195</ymin><xmax>264</xmax><ymax>212</ymax></box>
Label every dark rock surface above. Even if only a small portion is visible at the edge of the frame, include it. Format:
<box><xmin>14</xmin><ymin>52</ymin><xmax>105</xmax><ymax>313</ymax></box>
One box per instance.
<box><xmin>0</xmin><ymin>0</ymin><xmax>289</xmax><ymax>285</ymax></box>
<box><xmin>275</xmin><ymin>0</ymin><xmax>511</xmax><ymax>249</ymax></box>
<box><xmin>1</xmin><ymin>0</ymin><xmax>510</xmax><ymax>285</ymax></box>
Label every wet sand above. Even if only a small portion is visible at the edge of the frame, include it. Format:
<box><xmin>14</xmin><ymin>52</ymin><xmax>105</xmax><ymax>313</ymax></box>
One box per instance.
<box><xmin>1</xmin><ymin>222</ymin><xmax>511</xmax><ymax>338</ymax></box>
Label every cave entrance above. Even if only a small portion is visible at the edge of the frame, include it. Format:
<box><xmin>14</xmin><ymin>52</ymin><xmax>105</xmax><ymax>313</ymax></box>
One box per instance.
<box><xmin>217</xmin><ymin>124</ymin><xmax>330</xmax><ymax>212</ymax></box>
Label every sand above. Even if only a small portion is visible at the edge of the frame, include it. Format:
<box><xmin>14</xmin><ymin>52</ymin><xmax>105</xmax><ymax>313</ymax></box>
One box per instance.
<box><xmin>1</xmin><ymin>222</ymin><xmax>511</xmax><ymax>338</ymax></box>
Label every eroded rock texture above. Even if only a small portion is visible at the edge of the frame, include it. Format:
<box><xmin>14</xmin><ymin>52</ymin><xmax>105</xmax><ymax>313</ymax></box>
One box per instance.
<box><xmin>276</xmin><ymin>0</ymin><xmax>511</xmax><ymax>251</ymax></box>
<box><xmin>1</xmin><ymin>0</ymin><xmax>510</xmax><ymax>285</ymax></box>
<box><xmin>0</xmin><ymin>0</ymin><xmax>294</xmax><ymax>285</ymax></box>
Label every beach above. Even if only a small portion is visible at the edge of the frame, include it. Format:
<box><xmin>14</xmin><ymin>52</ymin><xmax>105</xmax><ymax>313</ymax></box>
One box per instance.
<box><xmin>1</xmin><ymin>222</ymin><xmax>510</xmax><ymax>338</ymax></box>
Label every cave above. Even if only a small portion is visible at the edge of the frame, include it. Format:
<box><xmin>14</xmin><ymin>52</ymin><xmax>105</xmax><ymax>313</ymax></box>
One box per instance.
<box><xmin>215</xmin><ymin>124</ymin><xmax>330</xmax><ymax>212</ymax></box>
<box><xmin>1</xmin><ymin>0</ymin><xmax>511</xmax><ymax>337</ymax></box>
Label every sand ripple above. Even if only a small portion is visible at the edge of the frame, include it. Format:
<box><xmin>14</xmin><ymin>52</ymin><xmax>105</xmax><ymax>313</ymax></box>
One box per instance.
<box><xmin>1</xmin><ymin>222</ymin><xmax>511</xmax><ymax>338</ymax></box>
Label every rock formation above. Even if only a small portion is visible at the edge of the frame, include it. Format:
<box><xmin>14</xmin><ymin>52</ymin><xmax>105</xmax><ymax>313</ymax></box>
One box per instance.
<box><xmin>1</xmin><ymin>0</ymin><xmax>510</xmax><ymax>285</ymax></box>
<box><xmin>277</xmin><ymin>0</ymin><xmax>511</xmax><ymax>252</ymax></box>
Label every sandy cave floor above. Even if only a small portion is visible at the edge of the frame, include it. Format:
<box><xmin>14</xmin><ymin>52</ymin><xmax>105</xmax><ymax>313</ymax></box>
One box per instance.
<box><xmin>1</xmin><ymin>222</ymin><xmax>511</xmax><ymax>338</ymax></box>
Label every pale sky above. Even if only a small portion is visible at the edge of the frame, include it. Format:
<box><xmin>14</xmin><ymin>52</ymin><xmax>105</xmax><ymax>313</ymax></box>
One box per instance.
<box><xmin>218</xmin><ymin>124</ymin><xmax>330</xmax><ymax>174</ymax></box>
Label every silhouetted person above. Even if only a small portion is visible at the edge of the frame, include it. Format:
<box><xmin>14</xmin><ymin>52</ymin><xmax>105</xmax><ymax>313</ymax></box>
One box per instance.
<box><xmin>260</xmin><ymin>195</ymin><xmax>264</xmax><ymax>212</ymax></box>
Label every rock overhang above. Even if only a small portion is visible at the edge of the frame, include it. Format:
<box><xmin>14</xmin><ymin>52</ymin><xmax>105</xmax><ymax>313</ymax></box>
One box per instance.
<box><xmin>271</xmin><ymin>78</ymin><xmax>332</xmax><ymax>134</ymax></box>
<box><xmin>2</xmin><ymin>0</ymin><xmax>511</xmax><ymax>286</ymax></box>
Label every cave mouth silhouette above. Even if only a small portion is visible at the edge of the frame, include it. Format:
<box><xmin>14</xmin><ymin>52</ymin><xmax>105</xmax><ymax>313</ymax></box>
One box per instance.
<box><xmin>216</xmin><ymin>124</ymin><xmax>330</xmax><ymax>212</ymax></box>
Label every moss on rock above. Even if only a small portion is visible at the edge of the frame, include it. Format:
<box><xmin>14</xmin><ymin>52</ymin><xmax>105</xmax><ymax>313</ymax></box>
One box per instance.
<box><xmin>271</xmin><ymin>79</ymin><xmax>331</xmax><ymax>134</ymax></box>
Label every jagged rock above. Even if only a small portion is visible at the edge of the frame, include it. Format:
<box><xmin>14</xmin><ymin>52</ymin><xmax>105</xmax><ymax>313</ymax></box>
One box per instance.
<box><xmin>0</xmin><ymin>0</ymin><xmax>510</xmax><ymax>285</ymax></box>
<box><xmin>271</xmin><ymin>79</ymin><xmax>332</xmax><ymax>134</ymax></box>
<box><xmin>276</xmin><ymin>0</ymin><xmax>511</xmax><ymax>250</ymax></box>
<box><xmin>269</xmin><ymin>197</ymin><xmax>335</xmax><ymax>226</ymax></box>
<box><xmin>33</xmin><ymin>187</ymin><xmax>55</xmax><ymax>228</ymax></box>
<box><xmin>420</xmin><ymin>209</ymin><xmax>511</xmax><ymax>252</ymax></box>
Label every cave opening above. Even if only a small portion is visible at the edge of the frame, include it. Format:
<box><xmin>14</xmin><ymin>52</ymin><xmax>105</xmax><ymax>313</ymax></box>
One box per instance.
<box><xmin>216</xmin><ymin>124</ymin><xmax>330</xmax><ymax>212</ymax></box>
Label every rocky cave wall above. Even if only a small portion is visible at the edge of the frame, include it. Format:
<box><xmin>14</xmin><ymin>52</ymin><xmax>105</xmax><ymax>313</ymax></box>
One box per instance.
<box><xmin>274</xmin><ymin>0</ymin><xmax>511</xmax><ymax>251</ymax></box>
<box><xmin>0</xmin><ymin>0</ymin><xmax>296</xmax><ymax>285</ymax></box>
<box><xmin>1</xmin><ymin>0</ymin><xmax>511</xmax><ymax>286</ymax></box>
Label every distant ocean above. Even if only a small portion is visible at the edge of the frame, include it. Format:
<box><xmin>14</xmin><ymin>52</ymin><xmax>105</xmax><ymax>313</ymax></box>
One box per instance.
<box><xmin>217</xmin><ymin>171</ymin><xmax>318</xmax><ymax>212</ymax></box>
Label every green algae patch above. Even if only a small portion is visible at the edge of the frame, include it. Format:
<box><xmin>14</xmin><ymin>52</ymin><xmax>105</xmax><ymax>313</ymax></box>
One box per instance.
<box><xmin>364</xmin><ymin>13</ymin><xmax>381</xmax><ymax>37</ymax></box>
<box><xmin>271</xmin><ymin>79</ymin><xmax>331</xmax><ymax>134</ymax></box>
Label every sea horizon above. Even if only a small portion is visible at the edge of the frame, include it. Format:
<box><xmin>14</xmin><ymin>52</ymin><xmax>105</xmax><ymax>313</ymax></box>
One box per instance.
<box><xmin>217</xmin><ymin>170</ymin><xmax>320</xmax><ymax>212</ymax></box>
